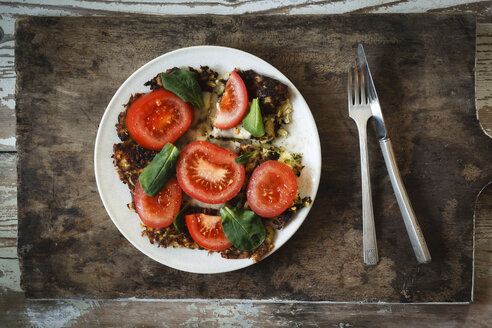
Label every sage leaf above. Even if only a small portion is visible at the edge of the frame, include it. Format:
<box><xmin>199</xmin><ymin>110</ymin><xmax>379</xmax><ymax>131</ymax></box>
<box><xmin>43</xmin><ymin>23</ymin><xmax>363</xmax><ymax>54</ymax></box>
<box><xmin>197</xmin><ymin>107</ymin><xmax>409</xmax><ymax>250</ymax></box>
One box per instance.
<box><xmin>220</xmin><ymin>206</ymin><xmax>266</xmax><ymax>251</ymax></box>
<box><xmin>234</xmin><ymin>151</ymin><xmax>255</xmax><ymax>165</ymax></box>
<box><xmin>242</xmin><ymin>98</ymin><xmax>265</xmax><ymax>137</ymax></box>
<box><xmin>173</xmin><ymin>203</ymin><xmax>189</xmax><ymax>233</ymax></box>
<box><xmin>161</xmin><ymin>69</ymin><xmax>204</xmax><ymax>109</ymax></box>
<box><xmin>139</xmin><ymin>143</ymin><xmax>180</xmax><ymax>197</ymax></box>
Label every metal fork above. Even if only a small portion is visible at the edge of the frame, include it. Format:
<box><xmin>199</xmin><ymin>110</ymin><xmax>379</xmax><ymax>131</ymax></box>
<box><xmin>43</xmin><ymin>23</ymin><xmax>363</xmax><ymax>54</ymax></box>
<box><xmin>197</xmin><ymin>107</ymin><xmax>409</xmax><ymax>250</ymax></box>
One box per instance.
<box><xmin>348</xmin><ymin>62</ymin><xmax>379</xmax><ymax>265</ymax></box>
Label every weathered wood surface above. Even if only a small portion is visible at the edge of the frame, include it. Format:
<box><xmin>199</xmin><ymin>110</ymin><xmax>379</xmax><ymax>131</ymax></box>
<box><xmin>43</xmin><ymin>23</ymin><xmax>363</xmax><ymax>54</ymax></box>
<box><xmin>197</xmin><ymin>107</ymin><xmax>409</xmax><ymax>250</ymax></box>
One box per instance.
<box><xmin>1</xmin><ymin>1</ymin><xmax>492</xmax><ymax>326</ymax></box>
<box><xmin>14</xmin><ymin>14</ymin><xmax>487</xmax><ymax>304</ymax></box>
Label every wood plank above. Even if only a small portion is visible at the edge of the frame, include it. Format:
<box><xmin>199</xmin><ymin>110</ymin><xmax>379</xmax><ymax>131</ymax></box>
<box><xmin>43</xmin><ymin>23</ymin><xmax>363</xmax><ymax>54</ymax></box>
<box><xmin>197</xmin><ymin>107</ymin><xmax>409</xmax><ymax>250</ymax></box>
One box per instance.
<box><xmin>0</xmin><ymin>277</ymin><xmax>490</xmax><ymax>328</ymax></box>
<box><xmin>0</xmin><ymin>90</ymin><xmax>16</xmax><ymax>151</ymax></box>
<box><xmin>477</xmin><ymin>23</ymin><xmax>492</xmax><ymax>138</ymax></box>
<box><xmin>0</xmin><ymin>15</ymin><xmax>16</xmax><ymax>151</ymax></box>
<box><xmin>14</xmin><ymin>14</ymin><xmax>484</xmax><ymax>302</ymax></box>
<box><xmin>0</xmin><ymin>153</ymin><xmax>17</xmax><ymax>259</ymax></box>
<box><xmin>475</xmin><ymin>26</ymin><xmax>492</xmax><ymax>314</ymax></box>
<box><xmin>0</xmin><ymin>0</ymin><xmax>490</xmax><ymax>17</ymax></box>
<box><xmin>0</xmin><ymin>153</ymin><xmax>21</xmax><ymax>296</ymax></box>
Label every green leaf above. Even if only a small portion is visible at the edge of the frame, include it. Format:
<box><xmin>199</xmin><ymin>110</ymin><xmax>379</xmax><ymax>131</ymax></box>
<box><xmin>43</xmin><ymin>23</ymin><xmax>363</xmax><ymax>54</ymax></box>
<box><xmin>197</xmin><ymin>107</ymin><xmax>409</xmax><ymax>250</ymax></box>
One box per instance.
<box><xmin>234</xmin><ymin>151</ymin><xmax>255</xmax><ymax>165</ymax></box>
<box><xmin>139</xmin><ymin>143</ymin><xmax>180</xmax><ymax>197</ymax></box>
<box><xmin>220</xmin><ymin>206</ymin><xmax>266</xmax><ymax>251</ymax></box>
<box><xmin>161</xmin><ymin>70</ymin><xmax>204</xmax><ymax>109</ymax></box>
<box><xmin>242</xmin><ymin>98</ymin><xmax>265</xmax><ymax>138</ymax></box>
<box><xmin>173</xmin><ymin>203</ymin><xmax>189</xmax><ymax>233</ymax></box>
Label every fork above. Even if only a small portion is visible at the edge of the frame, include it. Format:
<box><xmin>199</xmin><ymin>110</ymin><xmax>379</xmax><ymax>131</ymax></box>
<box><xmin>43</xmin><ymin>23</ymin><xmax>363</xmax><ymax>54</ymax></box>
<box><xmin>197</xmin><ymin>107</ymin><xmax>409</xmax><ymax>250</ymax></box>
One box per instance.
<box><xmin>348</xmin><ymin>62</ymin><xmax>379</xmax><ymax>265</ymax></box>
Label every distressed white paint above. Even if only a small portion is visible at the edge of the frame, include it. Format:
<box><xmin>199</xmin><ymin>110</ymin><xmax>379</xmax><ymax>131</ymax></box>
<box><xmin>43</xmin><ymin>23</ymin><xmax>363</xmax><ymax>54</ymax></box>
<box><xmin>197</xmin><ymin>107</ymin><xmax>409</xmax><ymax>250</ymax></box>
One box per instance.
<box><xmin>0</xmin><ymin>0</ymin><xmax>488</xmax><ymax>16</ymax></box>
<box><xmin>0</xmin><ymin>137</ymin><xmax>15</xmax><ymax>148</ymax></box>
<box><xmin>29</xmin><ymin>297</ymin><xmax>472</xmax><ymax>305</ymax></box>
<box><xmin>0</xmin><ymin>258</ymin><xmax>21</xmax><ymax>292</ymax></box>
<box><xmin>0</xmin><ymin>220</ymin><xmax>16</xmax><ymax>239</ymax></box>
<box><xmin>0</xmin><ymin>153</ymin><xmax>17</xmax><ymax>259</ymax></box>
<box><xmin>0</xmin><ymin>75</ymin><xmax>15</xmax><ymax>109</ymax></box>
<box><xmin>0</xmin><ymin>15</ymin><xmax>16</xmax><ymax>150</ymax></box>
<box><xmin>0</xmin><ymin>246</ymin><xmax>16</xmax><ymax>259</ymax></box>
<box><xmin>26</xmin><ymin>300</ymin><xmax>94</xmax><ymax>328</ymax></box>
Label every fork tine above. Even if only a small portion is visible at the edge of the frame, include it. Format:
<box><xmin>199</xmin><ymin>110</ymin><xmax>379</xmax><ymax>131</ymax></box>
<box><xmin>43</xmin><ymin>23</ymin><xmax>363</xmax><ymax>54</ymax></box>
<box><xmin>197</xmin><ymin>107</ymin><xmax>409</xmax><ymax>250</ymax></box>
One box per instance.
<box><xmin>359</xmin><ymin>62</ymin><xmax>366</xmax><ymax>105</ymax></box>
<box><xmin>348</xmin><ymin>66</ymin><xmax>353</xmax><ymax>108</ymax></box>
<box><xmin>354</xmin><ymin>61</ymin><xmax>359</xmax><ymax>105</ymax></box>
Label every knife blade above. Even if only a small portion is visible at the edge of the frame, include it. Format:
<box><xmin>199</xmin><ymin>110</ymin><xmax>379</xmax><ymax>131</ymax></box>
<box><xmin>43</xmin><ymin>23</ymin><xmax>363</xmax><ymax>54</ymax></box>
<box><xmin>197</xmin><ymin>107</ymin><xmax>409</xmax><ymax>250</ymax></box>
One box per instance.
<box><xmin>357</xmin><ymin>44</ymin><xmax>432</xmax><ymax>264</ymax></box>
<box><xmin>358</xmin><ymin>44</ymin><xmax>387</xmax><ymax>140</ymax></box>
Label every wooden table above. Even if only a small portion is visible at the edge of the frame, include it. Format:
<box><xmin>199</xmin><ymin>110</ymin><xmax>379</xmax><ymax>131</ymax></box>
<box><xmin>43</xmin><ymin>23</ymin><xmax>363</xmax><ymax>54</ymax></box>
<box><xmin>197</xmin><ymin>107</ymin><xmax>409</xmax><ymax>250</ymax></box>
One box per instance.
<box><xmin>1</xmin><ymin>1</ymin><xmax>491</xmax><ymax>326</ymax></box>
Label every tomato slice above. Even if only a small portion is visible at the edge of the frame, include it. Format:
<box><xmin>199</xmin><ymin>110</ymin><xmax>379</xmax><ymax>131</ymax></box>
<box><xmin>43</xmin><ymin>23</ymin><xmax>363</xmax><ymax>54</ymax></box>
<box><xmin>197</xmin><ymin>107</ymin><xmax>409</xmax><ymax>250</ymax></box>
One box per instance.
<box><xmin>247</xmin><ymin>160</ymin><xmax>298</xmax><ymax>218</ymax></box>
<box><xmin>126</xmin><ymin>89</ymin><xmax>194</xmax><ymax>150</ymax></box>
<box><xmin>213</xmin><ymin>71</ymin><xmax>248</xmax><ymax>129</ymax></box>
<box><xmin>176</xmin><ymin>140</ymin><xmax>245</xmax><ymax>204</ymax></box>
<box><xmin>186</xmin><ymin>213</ymin><xmax>232</xmax><ymax>251</ymax></box>
<box><xmin>134</xmin><ymin>176</ymin><xmax>182</xmax><ymax>228</ymax></box>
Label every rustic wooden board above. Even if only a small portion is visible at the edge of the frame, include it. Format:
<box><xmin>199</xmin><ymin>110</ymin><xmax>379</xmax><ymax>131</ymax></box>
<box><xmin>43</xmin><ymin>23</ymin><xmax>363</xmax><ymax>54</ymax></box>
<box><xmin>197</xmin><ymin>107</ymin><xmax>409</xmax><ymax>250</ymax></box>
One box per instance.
<box><xmin>16</xmin><ymin>14</ymin><xmax>489</xmax><ymax>302</ymax></box>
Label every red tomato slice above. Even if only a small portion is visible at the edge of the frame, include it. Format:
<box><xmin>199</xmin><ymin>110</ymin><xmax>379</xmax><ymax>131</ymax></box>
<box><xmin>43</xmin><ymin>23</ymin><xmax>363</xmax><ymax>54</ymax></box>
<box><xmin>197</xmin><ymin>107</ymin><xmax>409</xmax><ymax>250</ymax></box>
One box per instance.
<box><xmin>186</xmin><ymin>213</ymin><xmax>232</xmax><ymax>251</ymax></box>
<box><xmin>247</xmin><ymin>161</ymin><xmax>298</xmax><ymax>218</ymax></box>
<box><xmin>126</xmin><ymin>89</ymin><xmax>194</xmax><ymax>150</ymax></box>
<box><xmin>176</xmin><ymin>140</ymin><xmax>245</xmax><ymax>204</ymax></box>
<box><xmin>134</xmin><ymin>177</ymin><xmax>182</xmax><ymax>228</ymax></box>
<box><xmin>213</xmin><ymin>71</ymin><xmax>248</xmax><ymax>129</ymax></box>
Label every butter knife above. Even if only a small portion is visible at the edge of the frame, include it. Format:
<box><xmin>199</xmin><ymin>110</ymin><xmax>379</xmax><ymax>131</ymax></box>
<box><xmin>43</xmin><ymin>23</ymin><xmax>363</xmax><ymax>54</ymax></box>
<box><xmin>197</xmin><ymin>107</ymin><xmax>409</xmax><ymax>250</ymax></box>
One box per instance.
<box><xmin>358</xmin><ymin>44</ymin><xmax>431</xmax><ymax>264</ymax></box>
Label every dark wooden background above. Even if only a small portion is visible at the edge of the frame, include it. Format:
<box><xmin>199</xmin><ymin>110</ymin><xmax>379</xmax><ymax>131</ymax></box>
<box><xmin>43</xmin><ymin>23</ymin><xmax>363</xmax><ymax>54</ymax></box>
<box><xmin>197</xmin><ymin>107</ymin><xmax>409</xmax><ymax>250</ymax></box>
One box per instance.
<box><xmin>14</xmin><ymin>14</ymin><xmax>490</xmax><ymax>303</ymax></box>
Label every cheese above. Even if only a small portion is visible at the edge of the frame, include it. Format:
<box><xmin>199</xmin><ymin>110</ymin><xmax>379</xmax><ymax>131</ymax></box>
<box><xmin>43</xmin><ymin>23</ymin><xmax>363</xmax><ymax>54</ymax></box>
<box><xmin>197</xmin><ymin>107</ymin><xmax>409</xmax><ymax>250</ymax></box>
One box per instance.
<box><xmin>210</xmin><ymin>123</ymin><xmax>252</xmax><ymax>140</ymax></box>
<box><xmin>188</xmin><ymin>198</ymin><xmax>225</xmax><ymax>210</ymax></box>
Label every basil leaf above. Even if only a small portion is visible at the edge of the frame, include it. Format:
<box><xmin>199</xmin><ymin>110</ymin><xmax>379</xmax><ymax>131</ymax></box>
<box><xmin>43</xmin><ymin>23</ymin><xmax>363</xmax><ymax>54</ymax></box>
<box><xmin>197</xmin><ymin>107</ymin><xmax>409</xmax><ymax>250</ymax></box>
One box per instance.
<box><xmin>242</xmin><ymin>98</ymin><xmax>265</xmax><ymax>137</ymax></box>
<box><xmin>161</xmin><ymin>69</ymin><xmax>204</xmax><ymax>109</ymax></box>
<box><xmin>139</xmin><ymin>143</ymin><xmax>180</xmax><ymax>197</ymax></box>
<box><xmin>220</xmin><ymin>206</ymin><xmax>266</xmax><ymax>251</ymax></box>
<box><xmin>234</xmin><ymin>151</ymin><xmax>254</xmax><ymax>165</ymax></box>
<box><xmin>173</xmin><ymin>203</ymin><xmax>189</xmax><ymax>233</ymax></box>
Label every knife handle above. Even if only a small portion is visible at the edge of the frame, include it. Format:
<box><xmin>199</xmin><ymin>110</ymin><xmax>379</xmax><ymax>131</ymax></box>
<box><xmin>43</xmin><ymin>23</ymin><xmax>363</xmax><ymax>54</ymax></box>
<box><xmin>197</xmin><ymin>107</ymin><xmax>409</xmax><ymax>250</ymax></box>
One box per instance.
<box><xmin>379</xmin><ymin>138</ymin><xmax>431</xmax><ymax>264</ymax></box>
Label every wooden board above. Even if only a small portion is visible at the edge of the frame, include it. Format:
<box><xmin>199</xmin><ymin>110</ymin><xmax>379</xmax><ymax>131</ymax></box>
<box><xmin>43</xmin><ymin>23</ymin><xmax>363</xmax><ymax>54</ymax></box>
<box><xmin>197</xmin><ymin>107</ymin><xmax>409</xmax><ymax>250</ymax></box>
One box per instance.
<box><xmin>15</xmin><ymin>14</ymin><xmax>489</xmax><ymax>302</ymax></box>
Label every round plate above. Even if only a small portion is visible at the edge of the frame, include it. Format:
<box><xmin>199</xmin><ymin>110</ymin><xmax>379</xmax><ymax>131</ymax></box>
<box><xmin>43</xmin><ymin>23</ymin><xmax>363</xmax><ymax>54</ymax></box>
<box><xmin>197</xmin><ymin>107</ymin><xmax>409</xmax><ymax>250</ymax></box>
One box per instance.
<box><xmin>94</xmin><ymin>46</ymin><xmax>321</xmax><ymax>274</ymax></box>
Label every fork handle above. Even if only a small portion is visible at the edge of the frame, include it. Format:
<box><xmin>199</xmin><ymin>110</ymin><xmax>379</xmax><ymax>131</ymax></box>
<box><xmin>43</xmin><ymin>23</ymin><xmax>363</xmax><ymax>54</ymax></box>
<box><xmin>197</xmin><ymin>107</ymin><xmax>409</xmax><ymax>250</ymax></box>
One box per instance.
<box><xmin>357</xmin><ymin>123</ymin><xmax>379</xmax><ymax>265</ymax></box>
<box><xmin>379</xmin><ymin>138</ymin><xmax>431</xmax><ymax>264</ymax></box>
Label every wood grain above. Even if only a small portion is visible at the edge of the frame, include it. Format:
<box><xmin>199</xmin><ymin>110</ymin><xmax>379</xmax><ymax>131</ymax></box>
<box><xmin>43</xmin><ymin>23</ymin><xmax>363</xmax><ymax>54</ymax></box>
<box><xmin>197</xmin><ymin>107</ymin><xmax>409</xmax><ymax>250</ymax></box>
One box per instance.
<box><xmin>0</xmin><ymin>0</ymin><xmax>490</xmax><ymax>17</ymax></box>
<box><xmin>0</xmin><ymin>153</ymin><xmax>17</xmax><ymax>259</ymax></box>
<box><xmin>477</xmin><ymin>23</ymin><xmax>492</xmax><ymax>138</ymax></box>
<box><xmin>475</xmin><ymin>24</ymin><xmax>492</xmax><ymax>286</ymax></box>
<box><xmin>0</xmin><ymin>276</ymin><xmax>491</xmax><ymax>328</ymax></box>
<box><xmin>1</xmin><ymin>1</ymin><xmax>492</xmax><ymax>326</ymax></box>
<box><xmin>14</xmin><ymin>14</ymin><xmax>486</xmax><ymax>303</ymax></box>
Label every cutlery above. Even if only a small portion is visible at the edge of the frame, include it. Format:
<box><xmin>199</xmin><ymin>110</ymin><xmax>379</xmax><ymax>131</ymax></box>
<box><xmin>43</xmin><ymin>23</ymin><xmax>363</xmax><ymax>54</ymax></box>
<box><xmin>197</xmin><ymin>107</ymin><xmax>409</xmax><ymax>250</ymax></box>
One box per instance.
<box><xmin>358</xmin><ymin>44</ymin><xmax>431</xmax><ymax>264</ymax></box>
<box><xmin>348</xmin><ymin>60</ymin><xmax>379</xmax><ymax>265</ymax></box>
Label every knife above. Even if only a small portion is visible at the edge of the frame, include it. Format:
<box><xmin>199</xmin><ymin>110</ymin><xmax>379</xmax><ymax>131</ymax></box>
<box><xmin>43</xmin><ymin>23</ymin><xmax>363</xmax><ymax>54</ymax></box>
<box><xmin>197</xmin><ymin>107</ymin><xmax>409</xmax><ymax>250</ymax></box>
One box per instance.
<box><xmin>358</xmin><ymin>44</ymin><xmax>431</xmax><ymax>264</ymax></box>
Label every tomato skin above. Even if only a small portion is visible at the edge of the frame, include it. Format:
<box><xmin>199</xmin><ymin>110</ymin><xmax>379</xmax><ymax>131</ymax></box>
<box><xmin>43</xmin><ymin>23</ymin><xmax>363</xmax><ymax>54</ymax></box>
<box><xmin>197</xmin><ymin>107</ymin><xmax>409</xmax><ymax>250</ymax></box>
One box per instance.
<box><xmin>176</xmin><ymin>141</ymin><xmax>245</xmax><ymax>204</ymax></box>
<box><xmin>126</xmin><ymin>89</ymin><xmax>194</xmax><ymax>150</ymax></box>
<box><xmin>134</xmin><ymin>177</ymin><xmax>182</xmax><ymax>228</ymax></box>
<box><xmin>186</xmin><ymin>214</ymin><xmax>232</xmax><ymax>251</ymax></box>
<box><xmin>247</xmin><ymin>161</ymin><xmax>298</xmax><ymax>218</ymax></box>
<box><xmin>213</xmin><ymin>71</ymin><xmax>249</xmax><ymax>129</ymax></box>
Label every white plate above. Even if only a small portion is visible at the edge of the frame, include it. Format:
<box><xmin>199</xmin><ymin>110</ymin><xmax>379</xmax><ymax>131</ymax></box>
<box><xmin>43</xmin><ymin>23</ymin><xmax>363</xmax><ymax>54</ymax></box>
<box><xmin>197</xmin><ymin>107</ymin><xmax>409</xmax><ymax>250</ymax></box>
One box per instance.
<box><xmin>94</xmin><ymin>46</ymin><xmax>321</xmax><ymax>274</ymax></box>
